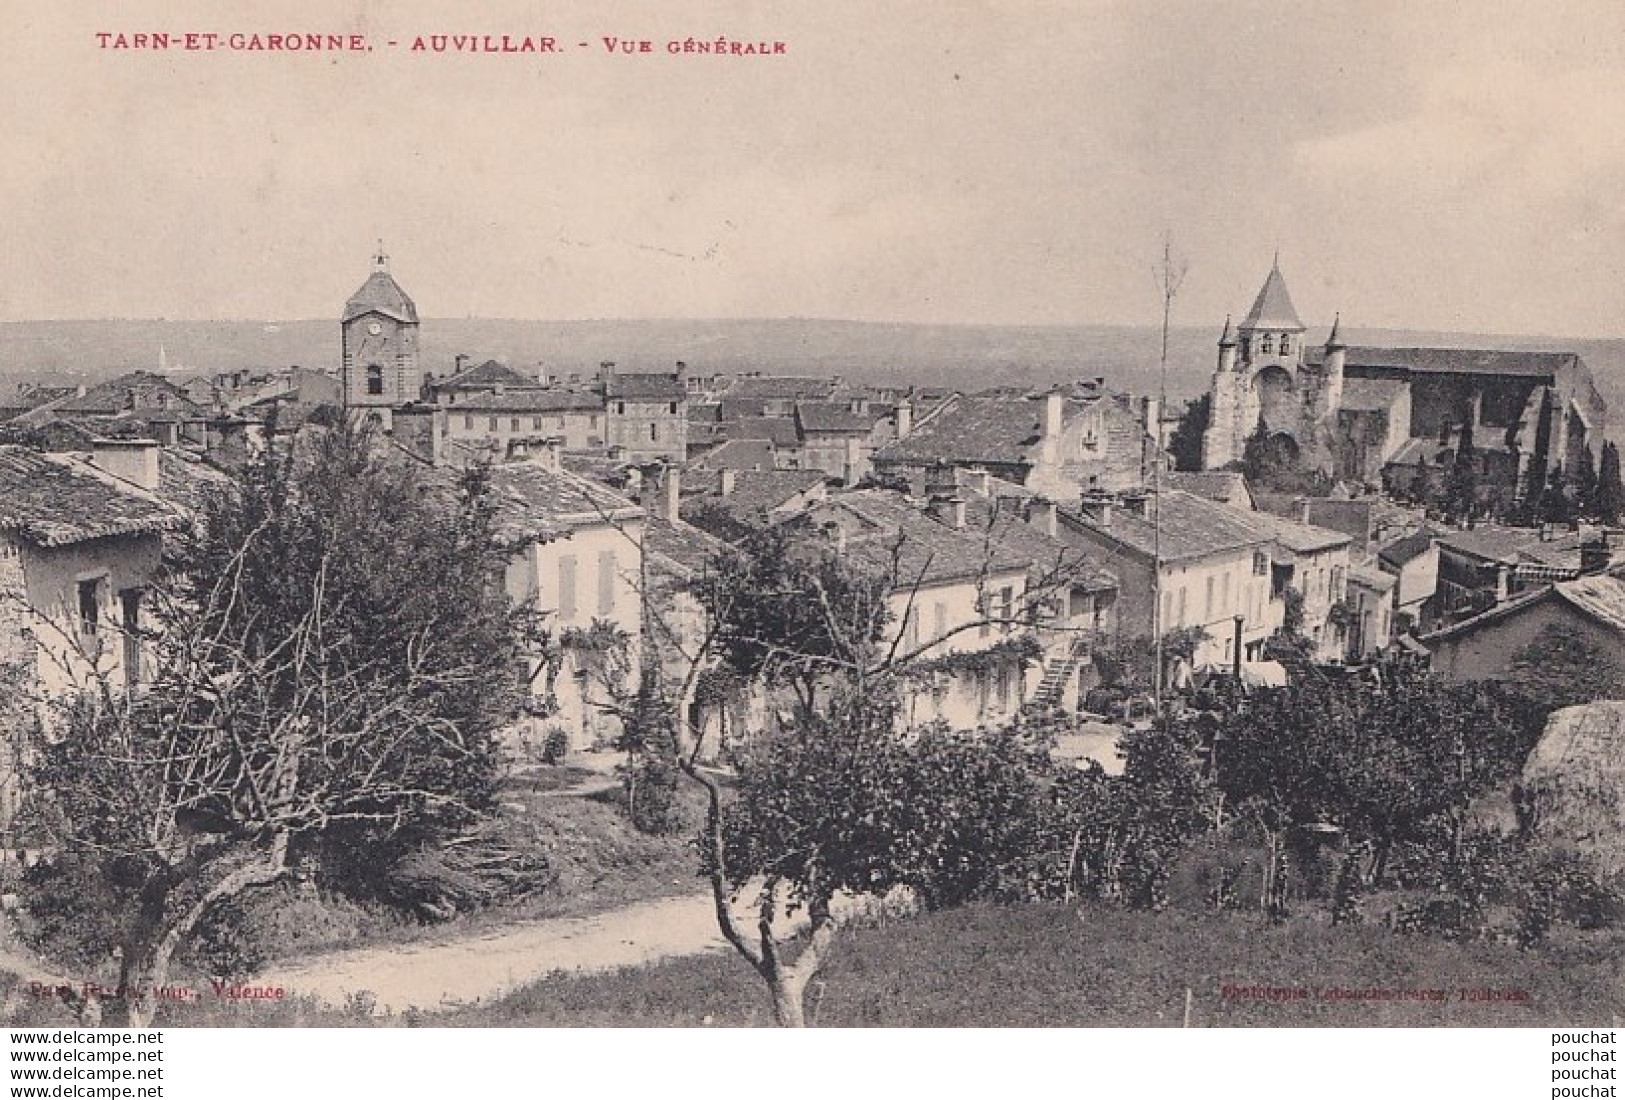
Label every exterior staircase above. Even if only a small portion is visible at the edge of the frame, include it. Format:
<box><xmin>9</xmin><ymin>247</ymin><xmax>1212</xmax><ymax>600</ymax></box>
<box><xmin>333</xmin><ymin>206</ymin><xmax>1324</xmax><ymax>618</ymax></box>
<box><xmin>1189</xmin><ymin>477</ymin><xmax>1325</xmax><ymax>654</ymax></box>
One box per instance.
<box><xmin>1025</xmin><ymin>637</ymin><xmax>1092</xmax><ymax>713</ymax></box>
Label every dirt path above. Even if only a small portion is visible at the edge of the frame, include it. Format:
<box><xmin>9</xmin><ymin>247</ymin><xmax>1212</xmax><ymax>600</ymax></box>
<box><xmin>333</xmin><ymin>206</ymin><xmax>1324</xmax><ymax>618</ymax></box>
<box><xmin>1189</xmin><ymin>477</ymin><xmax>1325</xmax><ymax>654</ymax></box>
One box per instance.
<box><xmin>262</xmin><ymin>891</ymin><xmax>744</xmax><ymax>1015</ymax></box>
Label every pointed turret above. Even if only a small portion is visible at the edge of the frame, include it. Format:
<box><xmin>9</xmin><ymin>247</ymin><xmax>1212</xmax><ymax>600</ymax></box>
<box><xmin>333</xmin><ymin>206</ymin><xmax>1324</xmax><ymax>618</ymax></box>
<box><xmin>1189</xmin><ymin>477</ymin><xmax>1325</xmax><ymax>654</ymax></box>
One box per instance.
<box><xmin>1325</xmin><ymin>312</ymin><xmax>1345</xmax><ymax>351</ymax></box>
<box><xmin>1216</xmin><ymin>314</ymin><xmax>1238</xmax><ymax>375</ymax></box>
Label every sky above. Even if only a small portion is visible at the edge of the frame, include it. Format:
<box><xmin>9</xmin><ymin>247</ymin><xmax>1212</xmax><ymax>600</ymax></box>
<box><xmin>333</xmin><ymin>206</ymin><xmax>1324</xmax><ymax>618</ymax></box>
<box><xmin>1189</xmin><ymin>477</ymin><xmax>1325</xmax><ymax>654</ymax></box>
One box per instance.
<box><xmin>3</xmin><ymin>0</ymin><xmax>1625</xmax><ymax>335</ymax></box>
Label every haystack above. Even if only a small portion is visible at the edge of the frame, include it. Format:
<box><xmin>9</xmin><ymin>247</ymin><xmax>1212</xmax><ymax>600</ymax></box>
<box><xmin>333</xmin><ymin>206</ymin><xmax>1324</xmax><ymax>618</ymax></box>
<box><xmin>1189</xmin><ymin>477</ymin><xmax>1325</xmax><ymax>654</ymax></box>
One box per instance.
<box><xmin>1520</xmin><ymin>701</ymin><xmax>1625</xmax><ymax>881</ymax></box>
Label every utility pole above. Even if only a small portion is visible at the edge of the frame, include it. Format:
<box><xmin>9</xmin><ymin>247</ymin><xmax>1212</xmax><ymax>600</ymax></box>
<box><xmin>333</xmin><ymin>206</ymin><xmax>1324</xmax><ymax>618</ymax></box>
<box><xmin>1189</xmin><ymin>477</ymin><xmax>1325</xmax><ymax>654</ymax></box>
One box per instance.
<box><xmin>1152</xmin><ymin>236</ymin><xmax>1188</xmax><ymax>715</ymax></box>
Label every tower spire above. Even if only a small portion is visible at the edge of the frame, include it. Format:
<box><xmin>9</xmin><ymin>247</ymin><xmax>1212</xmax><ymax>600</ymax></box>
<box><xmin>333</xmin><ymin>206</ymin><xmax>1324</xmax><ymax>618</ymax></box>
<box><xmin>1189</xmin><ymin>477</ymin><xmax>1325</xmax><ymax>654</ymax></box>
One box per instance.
<box><xmin>1218</xmin><ymin>314</ymin><xmax>1236</xmax><ymax>347</ymax></box>
<box><xmin>1326</xmin><ymin>312</ymin><xmax>1345</xmax><ymax>350</ymax></box>
<box><xmin>373</xmin><ymin>239</ymin><xmax>389</xmax><ymax>272</ymax></box>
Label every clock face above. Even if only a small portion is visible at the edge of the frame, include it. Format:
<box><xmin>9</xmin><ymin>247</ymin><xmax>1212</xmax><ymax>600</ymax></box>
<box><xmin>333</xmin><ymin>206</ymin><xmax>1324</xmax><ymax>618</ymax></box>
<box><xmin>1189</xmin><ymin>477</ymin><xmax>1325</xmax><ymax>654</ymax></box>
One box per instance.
<box><xmin>367</xmin><ymin>321</ymin><xmax>383</xmax><ymax>336</ymax></box>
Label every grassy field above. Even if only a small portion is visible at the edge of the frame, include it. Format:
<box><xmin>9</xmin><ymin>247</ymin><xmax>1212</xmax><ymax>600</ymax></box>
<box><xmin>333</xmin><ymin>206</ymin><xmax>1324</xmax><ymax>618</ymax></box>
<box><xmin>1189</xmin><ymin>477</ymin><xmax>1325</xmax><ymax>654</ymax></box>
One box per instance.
<box><xmin>447</xmin><ymin>901</ymin><xmax>1625</xmax><ymax>1028</ymax></box>
<box><xmin>8</xmin><ymin>894</ymin><xmax>1619</xmax><ymax>1028</ymax></box>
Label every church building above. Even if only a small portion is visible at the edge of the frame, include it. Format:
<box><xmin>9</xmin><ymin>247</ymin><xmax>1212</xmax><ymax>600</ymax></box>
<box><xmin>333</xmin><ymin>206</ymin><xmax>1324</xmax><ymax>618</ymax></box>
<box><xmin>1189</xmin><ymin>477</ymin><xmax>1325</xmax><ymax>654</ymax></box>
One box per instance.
<box><xmin>1200</xmin><ymin>262</ymin><xmax>1607</xmax><ymax>495</ymax></box>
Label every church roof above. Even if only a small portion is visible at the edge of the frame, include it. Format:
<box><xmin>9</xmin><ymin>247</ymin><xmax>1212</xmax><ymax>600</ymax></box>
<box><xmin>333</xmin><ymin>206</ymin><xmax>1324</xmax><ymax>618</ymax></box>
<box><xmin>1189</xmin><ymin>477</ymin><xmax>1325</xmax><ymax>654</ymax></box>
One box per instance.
<box><xmin>1341</xmin><ymin>346</ymin><xmax>1579</xmax><ymax>380</ymax></box>
<box><xmin>1239</xmin><ymin>263</ymin><xmax>1305</xmax><ymax>333</ymax></box>
<box><xmin>343</xmin><ymin>262</ymin><xmax>418</xmax><ymax>325</ymax></box>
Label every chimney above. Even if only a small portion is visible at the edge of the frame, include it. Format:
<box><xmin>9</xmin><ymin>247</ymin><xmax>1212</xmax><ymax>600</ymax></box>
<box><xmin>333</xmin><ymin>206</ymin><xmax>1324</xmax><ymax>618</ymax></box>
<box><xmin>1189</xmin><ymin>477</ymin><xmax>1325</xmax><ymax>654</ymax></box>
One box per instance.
<box><xmin>1028</xmin><ymin>498</ymin><xmax>1058</xmax><ymax>539</ymax></box>
<box><xmin>1079</xmin><ymin>490</ymin><xmax>1113</xmax><ymax>528</ymax></box>
<box><xmin>960</xmin><ymin>466</ymin><xmax>991</xmax><ymax>498</ymax></box>
<box><xmin>90</xmin><ymin>438</ymin><xmax>160</xmax><ymax>492</ymax></box>
<box><xmin>391</xmin><ymin>404</ymin><xmax>447</xmax><ymax>466</ymax></box>
<box><xmin>719</xmin><ymin>468</ymin><xmax>737</xmax><ymax>497</ymax></box>
<box><xmin>454</xmin><ymin>353</ymin><xmax>471</xmax><ymax>375</ymax></box>
<box><xmin>1043</xmin><ymin>390</ymin><xmax>1064</xmax><ymax>440</ymax></box>
<box><xmin>930</xmin><ymin>494</ymin><xmax>967</xmax><ymax>530</ymax></box>
<box><xmin>1494</xmin><ymin>563</ymin><xmax>1512</xmax><ymax>602</ymax></box>
<box><xmin>894</xmin><ymin>399</ymin><xmax>913</xmax><ymax>440</ymax></box>
<box><xmin>1141</xmin><ymin>395</ymin><xmax>1161</xmax><ymax>436</ymax></box>
<box><xmin>506</xmin><ymin>438</ymin><xmax>530</xmax><ymax>461</ymax></box>
<box><xmin>1581</xmin><ymin>536</ymin><xmax>1610</xmax><ymax>575</ymax></box>
<box><xmin>908</xmin><ymin>465</ymin><xmax>927</xmax><ymax>499</ymax></box>
<box><xmin>598</xmin><ymin>361</ymin><xmax>616</xmax><ymax>382</ymax></box>
<box><xmin>1120</xmin><ymin>492</ymin><xmax>1150</xmax><ymax>518</ymax></box>
<box><xmin>646</xmin><ymin>462</ymin><xmax>681</xmax><ymax>522</ymax></box>
<box><xmin>1298</xmin><ymin>499</ymin><xmax>1313</xmax><ymax>525</ymax></box>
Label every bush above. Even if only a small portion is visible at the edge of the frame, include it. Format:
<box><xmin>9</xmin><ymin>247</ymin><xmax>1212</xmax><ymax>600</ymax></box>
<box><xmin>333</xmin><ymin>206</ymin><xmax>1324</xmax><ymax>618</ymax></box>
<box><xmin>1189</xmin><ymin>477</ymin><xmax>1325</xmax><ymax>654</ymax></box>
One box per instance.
<box><xmin>540</xmin><ymin>727</ymin><xmax>571</xmax><ymax>765</ymax></box>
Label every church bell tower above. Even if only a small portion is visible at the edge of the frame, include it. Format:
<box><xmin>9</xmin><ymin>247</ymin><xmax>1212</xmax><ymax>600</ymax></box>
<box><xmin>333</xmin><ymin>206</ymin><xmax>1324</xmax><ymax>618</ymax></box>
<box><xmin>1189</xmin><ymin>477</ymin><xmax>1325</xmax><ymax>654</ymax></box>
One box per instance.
<box><xmin>341</xmin><ymin>243</ymin><xmax>421</xmax><ymax>426</ymax></box>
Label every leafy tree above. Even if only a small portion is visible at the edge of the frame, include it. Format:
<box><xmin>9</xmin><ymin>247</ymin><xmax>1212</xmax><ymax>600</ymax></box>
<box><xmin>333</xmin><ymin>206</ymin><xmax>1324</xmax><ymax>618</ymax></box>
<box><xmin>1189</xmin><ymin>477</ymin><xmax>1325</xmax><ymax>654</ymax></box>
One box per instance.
<box><xmin>20</xmin><ymin>425</ymin><xmax>530</xmax><ymax>1026</ymax></box>
<box><xmin>1541</xmin><ymin>463</ymin><xmax>1576</xmax><ymax>527</ymax></box>
<box><xmin>1214</xmin><ymin>670</ymin><xmax>1540</xmax><ymax>899</ymax></box>
<box><xmin>1261</xmin><ymin>587</ymin><xmax>1314</xmax><ymax>662</ymax></box>
<box><xmin>1575</xmin><ymin>445</ymin><xmax>1600</xmax><ymax>519</ymax></box>
<box><xmin>1503</xmin><ymin>622</ymin><xmax>1625</xmax><ymax>718</ymax></box>
<box><xmin>1443</xmin><ymin>422</ymin><xmax>1479</xmax><ymax>525</ymax></box>
<box><xmin>1168</xmin><ymin>393</ymin><xmax>1210</xmax><ymax>472</ymax></box>
<box><xmin>1234</xmin><ymin>418</ymin><xmax>1327</xmax><ymax>495</ymax></box>
<box><xmin>1599</xmin><ymin>442</ymin><xmax>1625</xmax><ymax>526</ymax></box>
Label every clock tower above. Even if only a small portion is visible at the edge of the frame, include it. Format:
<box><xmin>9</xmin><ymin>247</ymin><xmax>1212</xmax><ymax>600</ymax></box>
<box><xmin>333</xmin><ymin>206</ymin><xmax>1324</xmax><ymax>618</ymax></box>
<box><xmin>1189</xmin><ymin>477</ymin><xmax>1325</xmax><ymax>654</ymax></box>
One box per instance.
<box><xmin>341</xmin><ymin>243</ymin><xmax>421</xmax><ymax>426</ymax></box>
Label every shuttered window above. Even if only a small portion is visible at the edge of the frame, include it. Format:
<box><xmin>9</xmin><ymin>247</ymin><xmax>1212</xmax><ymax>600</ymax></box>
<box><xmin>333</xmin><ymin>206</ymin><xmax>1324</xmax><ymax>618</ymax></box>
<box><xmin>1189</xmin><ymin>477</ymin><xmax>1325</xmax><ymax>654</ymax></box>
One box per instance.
<box><xmin>598</xmin><ymin>551</ymin><xmax>616</xmax><ymax>615</ymax></box>
<box><xmin>558</xmin><ymin>555</ymin><xmax>577</xmax><ymax>621</ymax></box>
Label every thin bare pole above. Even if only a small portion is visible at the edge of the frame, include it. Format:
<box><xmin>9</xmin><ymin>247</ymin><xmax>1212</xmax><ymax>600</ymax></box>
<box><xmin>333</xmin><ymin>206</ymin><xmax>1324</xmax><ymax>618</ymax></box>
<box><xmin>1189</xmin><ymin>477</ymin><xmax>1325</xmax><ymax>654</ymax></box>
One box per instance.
<box><xmin>1152</xmin><ymin>236</ymin><xmax>1187</xmax><ymax>715</ymax></box>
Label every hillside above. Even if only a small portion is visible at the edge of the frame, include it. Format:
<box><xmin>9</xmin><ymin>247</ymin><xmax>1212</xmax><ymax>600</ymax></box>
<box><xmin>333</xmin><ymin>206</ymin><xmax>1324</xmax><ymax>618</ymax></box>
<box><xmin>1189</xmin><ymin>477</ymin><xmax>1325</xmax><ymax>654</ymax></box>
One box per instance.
<box><xmin>3</xmin><ymin>318</ymin><xmax>1623</xmax><ymax>422</ymax></box>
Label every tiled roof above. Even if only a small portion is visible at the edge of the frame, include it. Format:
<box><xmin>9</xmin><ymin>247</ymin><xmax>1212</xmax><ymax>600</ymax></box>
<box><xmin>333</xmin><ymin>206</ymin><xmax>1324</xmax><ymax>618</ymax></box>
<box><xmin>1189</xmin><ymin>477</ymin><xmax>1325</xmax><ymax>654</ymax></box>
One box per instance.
<box><xmin>688</xmin><ymin>438</ymin><xmax>777</xmax><ymax>471</ymax></box>
<box><xmin>0</xmin><ymin>445</ymin><xmax>188</xmax><ymax>547</ymax></box>
<box><xmin>156</xmin><ymin>448</ymin><xmax>234</xmax><ymax>514</ymax></box>
<box><xmin>482</xmin><ymin>461</ymin><xmax>642</xmax><ymax>543</ymax></box>
<box><xmin>1236</xmin><ymin>508</ymin><xmax>1352</xmax><ymax>555</ymax></box>
<box><xmin>720</xmin><ymin>417</ymin><xmax>801</xmax><ymax>449</ymax></box>
<box><xmin>1348</xmin><ymin>562</ymin><xmax>1397</xmax><ymax>592</ymax></box>
<box><xmin>33</xmin><ymin>372</ymin><xmax>209</xmax><ymax>421</ymax></box>
<box><xmin>606</xmin><ymin>373</ymin><xmax>685</xmax><ymax>400</ymax></box>
<box><xmin>959</xmin><ymin>496</ymin><xmax>1116</xmax><ymax>592</ymax></box>
<box><xmin>343</xmin><ymin>269</ymin><xmax>418</xmax><ymax>324</ymax></box>
<box><xmin>438</xmin><ymin>360</ymin><xmax>536</xmax><ymax>391</ymax></box>
<box><xmin>800</xmin><ymin>490</ymin><xmax>1032</xmax><ymax>588</ymax></box>
<box><xmin>1164</xmin><ymin>471</ymin><xmax>1252</xmax><ymax>506</ymax></box>
<box><xmin>1554</xmin><ymin>574</ymin><xmax>1625</xmax><ymax>633</ymax></box>
<box><xmin>681</xmin><ymin>470</ymin><xmax>827</xmax><ymax>530</ymax></box>
<box><xmin>643</xmin><ymin>517</ymin><xmax>727</xmax><ymax>577</ymax></box>
<box><xmin>1338</xmin><ymin>377</ymin><xmax>1407</xmax><ymax>412</ymax></box>
<box><xmin>874</xmin><ymin>394</ymin><xmax>1043</xmax><ymax>467</ymax></box>
<box><xmin>717</xmin><ymin>398</ymin><xmax>769</xmax><ymax>420</ymax></box>
<box><xmin>1239</xmin><ymin>264</ymin><xmax>1305</xmax><ymax>332</ymax></box>
<box><xmin>1058</xmin><ymin>490</ymin><xmax>1269</xmax><ymax>564</ymax></box>
<box><xmin>1436</xmin><ymin>525</ymin><xmax>1546</xmax><ymax>565</ymax></box>
<box><xmin>795</xmin><ymin>402</ymin><xmax>875</xmax><ymax>434</ymax></box>
<box><xmin>724</xmin><ymin>376</ymin><xmax>838</xmax><ymax>401</ymax></box>
<box><xmin>1377</xmin><ymin>530</ymin><xmax>1435</xmax><ymax>569</ymax></box>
